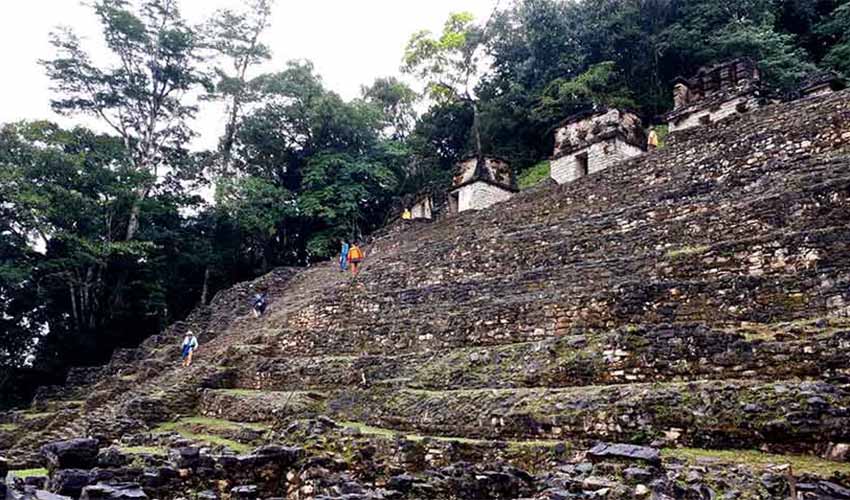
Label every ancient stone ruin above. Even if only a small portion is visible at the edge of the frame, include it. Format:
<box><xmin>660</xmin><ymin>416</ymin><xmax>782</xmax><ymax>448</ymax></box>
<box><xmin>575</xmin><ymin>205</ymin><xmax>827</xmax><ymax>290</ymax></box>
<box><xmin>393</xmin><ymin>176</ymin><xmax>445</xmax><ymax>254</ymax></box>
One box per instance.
<box><xmin>3</xmin><ymin>88</ymin><xmax>850</xmax><ymax>499</ymax></box>
<box><xmin>800</xmin><ymin>71</ymin><xmax>847</xmax><ymax>98</ymax></box>
<box><xmin>448</xmin><ymin>155</ymin><xmax>516</xmax><ymax>213</ymax></box>
<box><xmin>665</xmin><ymin>58</ymin><xmax>762</xmax><ymax>132</ymax></box>
<box><xmin>549</xmin><ymin>108</ymin><xmax>645</xmax><ymax>185</ymax></box>
<box><xmin>408</xmin><ymin>194</ymin><xmax>433</xmax><ymax>220</ymax></box>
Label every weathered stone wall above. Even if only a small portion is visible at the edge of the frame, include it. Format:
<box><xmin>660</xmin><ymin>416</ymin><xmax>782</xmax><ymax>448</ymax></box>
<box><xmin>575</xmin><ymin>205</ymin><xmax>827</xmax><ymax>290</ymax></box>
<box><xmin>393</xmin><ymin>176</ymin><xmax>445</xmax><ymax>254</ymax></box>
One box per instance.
<box><xmin>550</xmin><ymin>138</ymin><xmax>644</xmax><ymax>184</ymax></box>
<box><xmin>454</xmin><ymin>181</ymin><xmax>514</xmax><ymax>212</ymax></box>
<box><xmin>334</xmin><ymin>379</ymin><xmax>850</xmax><ymax>453</ymax></box>
<box><xmin>668</xmin><ymin>94</ymin><xmax>760</xmax><ymax>133</ymax></box>
<box><xmin>264</xmin><ymin>91</ymin><xmax>850</xmax><ymax>359</ymax></box>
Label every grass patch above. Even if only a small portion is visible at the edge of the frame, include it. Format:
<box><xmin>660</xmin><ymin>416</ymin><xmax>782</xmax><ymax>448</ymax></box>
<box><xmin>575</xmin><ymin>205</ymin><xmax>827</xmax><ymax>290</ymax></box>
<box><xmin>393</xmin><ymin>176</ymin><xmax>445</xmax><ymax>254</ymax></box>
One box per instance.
<box><xmin>0</xmin><ymin>423</ymin><xmax>18</xmax><ymax>431</ymax></box>
<box><xmin>179</xmin><ymin>431</ymin><xmax>251</xmax><ymax>453</ymax></box>
<box><xmin>156</xmin><ymin>417</ymin><xmax>267</xmax><ymax>433</ymax></box>
<box><xmin>9</xmin><ymin>468</ymin><xmax>48</xmax><ymax>478</ymax></box>
<box><xmin>664</xmin><ymin>448</ymin><xmax>850</xmax><ymax>477</ymax></box>
<box><xmin>153</xmin><ymin>417</ymin><xmax>268</xmax><ymax>453</ymax></box>
<box><xmin>119</xmin><ymin>446</ymin><xmax>167</xmax><ymax>456</ymax></box>
<box><xmin>154</xmin><ymin>424</ymin><xmax>251</xmax><ymax>454</ymax></box>
<box><xmin>339</xmin><ymin>421</ymin><xmax>562</xmax><ymax>447</ymax></box>
<box><xmin>665</xmin><ymin>245</ymin><xmax>710</xmax><ymax>260</ymax></box>
<box><xmin>518</xmin><ymin>160</ymin><xmax>550</xmax><ymax>189</ymax></box>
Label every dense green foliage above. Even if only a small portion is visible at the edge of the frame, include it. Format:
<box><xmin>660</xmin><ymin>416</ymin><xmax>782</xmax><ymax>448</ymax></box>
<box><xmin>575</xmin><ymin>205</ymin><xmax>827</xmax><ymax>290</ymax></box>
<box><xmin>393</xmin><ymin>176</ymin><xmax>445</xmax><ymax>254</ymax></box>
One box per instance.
<box><xmin>1</xmin><ymin>0</ymin><xmax>847</xmax><ymax>406</ymax></box>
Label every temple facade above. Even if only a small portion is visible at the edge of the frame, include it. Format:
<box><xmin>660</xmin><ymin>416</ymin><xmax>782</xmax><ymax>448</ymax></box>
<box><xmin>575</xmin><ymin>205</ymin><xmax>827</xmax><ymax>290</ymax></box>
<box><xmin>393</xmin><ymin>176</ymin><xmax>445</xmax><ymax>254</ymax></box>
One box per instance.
<box><xmin>665</xmin><ymin>58</ymin><xmax>762</xmax><ymax>133</ymax></box>
<box><xmin>449</xmin><ymin>156</ymin><xmax>516</xmax><ymax>213</ymax></box>
<box><xmin>410</xmin><ymin>194</ymin><xmax>434</xmax><ymax>220</ymax></box>
<box><xmin>799</xmin><ymin>71</ymin><xmax>846</xmax><ymax>98</ymax></box>
<box><xmin>550</xmin><ymin>108</ymin><xmax>645</xmax><ymax>185</ymax></box>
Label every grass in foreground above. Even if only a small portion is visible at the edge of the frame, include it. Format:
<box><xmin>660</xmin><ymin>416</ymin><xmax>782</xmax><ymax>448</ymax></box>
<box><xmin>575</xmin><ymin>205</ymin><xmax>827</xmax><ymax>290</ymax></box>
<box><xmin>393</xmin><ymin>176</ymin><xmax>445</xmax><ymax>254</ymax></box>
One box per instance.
<box><xmin>339</xmin><ymin>421</ymin><xmax>561</xmax><ymax>447</ymax></box>
<box><xmin>154</xmin><ymin>417</ymin><xmax>269</xmax><ymax>454</ymax></box>
<box><xmin>664</xmin><ymin>448</ymin><xmax>850</xmax><ymax>477</ymax></box>
<box><xmin>9</xmin><ymin>468</ymin><xmax>48</xmax><ymax>478</ymax></box>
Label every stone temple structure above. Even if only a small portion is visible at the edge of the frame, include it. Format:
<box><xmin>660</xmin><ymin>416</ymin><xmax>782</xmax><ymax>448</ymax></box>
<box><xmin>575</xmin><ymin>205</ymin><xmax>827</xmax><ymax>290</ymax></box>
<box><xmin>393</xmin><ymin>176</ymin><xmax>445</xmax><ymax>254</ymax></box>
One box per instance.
<box><xmin>665</xmin><ymin>58</ymin><xmax>762</xmax><ymax>133</ymax></box>
<box><xmin>3</xmin><ymin>88</ymin><xmax>850</xmax><ymax>500</ymax></box>
<box><xmin>409</xmin><ymin>194</ymin><xmax>433</xmax><ymax>220</ymax></box>
<box><xmin>449</xmin><ymin>156</ymin><xmax>516</xmax><ymax>213</ymax></box>
<box><xmin>800</xmin><ymin>71</ymin><xmax>847</xmax><ymax>98</ymax></box>
<box><xmin>549</xmin><ymin>108</ymin><xmax>645</xmax><ymax>185</ymax></box>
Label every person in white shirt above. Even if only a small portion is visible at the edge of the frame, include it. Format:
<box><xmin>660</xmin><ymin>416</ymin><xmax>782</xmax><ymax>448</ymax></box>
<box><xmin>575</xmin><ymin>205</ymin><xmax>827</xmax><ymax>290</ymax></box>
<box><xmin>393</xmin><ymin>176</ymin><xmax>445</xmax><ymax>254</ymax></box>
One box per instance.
<box><xmin>181</xmin><ymin>331</ymin><xmax>199</xmax><ymax>367</ymax></box>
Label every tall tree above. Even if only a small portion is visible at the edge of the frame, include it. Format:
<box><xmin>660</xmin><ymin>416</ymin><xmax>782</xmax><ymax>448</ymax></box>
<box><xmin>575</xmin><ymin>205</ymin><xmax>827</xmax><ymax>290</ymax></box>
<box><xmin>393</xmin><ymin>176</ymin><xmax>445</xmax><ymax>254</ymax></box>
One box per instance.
<box><xmin>816</xmin><ymin>1</ymin><xmax>850</xmax><ymax>75</ymax></box>
<box><xmin>204</xmin><ymin>0</ymin><xmax>275</xmax><ymax>175</ymax></box>
<box><xmin>403</xmin><ymin>12</ymin><xmax>488</xmax><ymax>160</ymax></box>
<box><xmin>361</xmin><ymin>77</ymin><xmax>418</xmax><ymax>140</ymax></box>
<box><xmin>42</xmin><ymin>0</ymin><xmax>209</xmax><ymax>240</ymax></box>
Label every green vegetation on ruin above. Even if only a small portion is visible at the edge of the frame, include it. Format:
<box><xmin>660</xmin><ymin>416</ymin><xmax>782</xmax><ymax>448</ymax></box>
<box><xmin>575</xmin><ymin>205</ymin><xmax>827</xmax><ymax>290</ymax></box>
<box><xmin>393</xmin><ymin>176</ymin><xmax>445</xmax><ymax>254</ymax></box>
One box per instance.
<box><xmin>666</xmin><ymin>245</ymin><xmax>711</xmax><ymax>260</ymax></box>
<box><xmin>518</xmin><ymin>160</ymin><xmax>551</xmax><ymax>190</ymax></box>
<box><xmin>664</xmin><ymin>448</ymin><xmax>850</xmax><ymax>477</ymax></box>
<box><xmin>0</xmin><ymin>423</ymin><xmax>18</xmax><ymax>431</ymax></box>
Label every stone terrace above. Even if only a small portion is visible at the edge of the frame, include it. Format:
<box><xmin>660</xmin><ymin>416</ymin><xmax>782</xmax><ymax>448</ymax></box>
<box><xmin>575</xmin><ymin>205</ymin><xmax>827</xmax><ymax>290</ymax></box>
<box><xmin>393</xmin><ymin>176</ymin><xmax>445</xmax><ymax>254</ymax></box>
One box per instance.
<box><xmin>3</xmin><ymin>90</ymin><xmax>850</xmax><ymax>499</ymax></box>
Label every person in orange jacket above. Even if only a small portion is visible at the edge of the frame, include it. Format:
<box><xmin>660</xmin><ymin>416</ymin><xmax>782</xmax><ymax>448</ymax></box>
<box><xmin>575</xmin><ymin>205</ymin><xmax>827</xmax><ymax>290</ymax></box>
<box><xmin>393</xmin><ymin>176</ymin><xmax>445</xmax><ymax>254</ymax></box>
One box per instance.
<box><xmin>347</xmin><ymin>242</ymin><xmax>365</xmax><ymax>276</ymax></box>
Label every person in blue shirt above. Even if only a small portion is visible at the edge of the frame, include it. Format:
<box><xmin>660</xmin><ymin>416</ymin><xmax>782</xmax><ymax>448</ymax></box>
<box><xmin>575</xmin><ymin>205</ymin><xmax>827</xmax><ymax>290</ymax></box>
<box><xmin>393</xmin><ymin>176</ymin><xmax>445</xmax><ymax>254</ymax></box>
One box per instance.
<box><xmin>339</xmin><ymin>240</ymin><xmax>350</xmax><ymax>272</ymax></box>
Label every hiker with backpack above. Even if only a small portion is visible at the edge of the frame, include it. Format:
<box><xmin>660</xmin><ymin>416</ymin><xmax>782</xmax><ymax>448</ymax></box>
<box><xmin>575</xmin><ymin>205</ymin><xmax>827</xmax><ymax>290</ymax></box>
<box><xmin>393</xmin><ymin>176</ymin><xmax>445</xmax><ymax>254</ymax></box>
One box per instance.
<box><xmin>347</xmin><ymin>242</ymin><xmax>365</xmax><ymax>276</ymax></box>
<box><xmin>252</xmin><ymin>291</ymin><xmax>268</xmax><ymax>318</ymax></box>
<box><xmin>181</xmin><ymin>331</ymin><xmax>199</xmax><ymax>367</ymax></box>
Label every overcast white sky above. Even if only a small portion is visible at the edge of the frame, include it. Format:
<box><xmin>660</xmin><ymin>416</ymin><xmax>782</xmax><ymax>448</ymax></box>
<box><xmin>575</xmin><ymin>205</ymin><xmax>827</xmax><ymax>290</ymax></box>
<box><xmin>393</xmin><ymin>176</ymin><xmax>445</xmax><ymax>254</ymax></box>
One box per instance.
<box><xmin>0</xmin><ymin>0</ymin><xmax>496</xmax><ymax>149</ymax></box>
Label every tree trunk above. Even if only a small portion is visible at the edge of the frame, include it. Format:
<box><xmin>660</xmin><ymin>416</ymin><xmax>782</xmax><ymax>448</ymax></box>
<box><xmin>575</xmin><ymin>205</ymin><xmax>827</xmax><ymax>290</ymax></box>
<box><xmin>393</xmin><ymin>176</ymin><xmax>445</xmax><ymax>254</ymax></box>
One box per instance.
<box><xmin>200</xmin><ymin>266</ymin><xmax>212</xmax><ymax>305</ymax></box>
<box><xmin>125</xmin><ymin>184</ymin><xmax>152</xmax><ymax>241</ymax></box>
<box><xmin>471</xmin><ymin>99</ymin><xmax>483</xmax><ymax>161</ymax></box>
<box><xmin>126</xmin><ymin>196</ymin><xmax>142</xmax><ymax>241</ymax></box>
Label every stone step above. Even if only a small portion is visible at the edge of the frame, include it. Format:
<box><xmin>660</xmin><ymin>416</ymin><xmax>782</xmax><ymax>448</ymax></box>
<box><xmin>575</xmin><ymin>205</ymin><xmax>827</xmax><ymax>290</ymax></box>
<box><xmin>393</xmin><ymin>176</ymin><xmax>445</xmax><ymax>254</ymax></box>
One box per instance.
<box><xmin>326</xmin><ymin>379</ymin><xmax>850</xmax><ymax>458</ymax></box>
<box><xmin>198</xmin><ymin>389</ymin><xmax>328</xmax><ymax>423</ymax></box>
<box><xmin>228</xmin><ymin>322</ymin><xmax>850</xmax><ymax>392</ymax></box>
<box><xmin>191</xmin><ymin>376</ymin><xmax>850</xmax><ymax>459</ymax></box>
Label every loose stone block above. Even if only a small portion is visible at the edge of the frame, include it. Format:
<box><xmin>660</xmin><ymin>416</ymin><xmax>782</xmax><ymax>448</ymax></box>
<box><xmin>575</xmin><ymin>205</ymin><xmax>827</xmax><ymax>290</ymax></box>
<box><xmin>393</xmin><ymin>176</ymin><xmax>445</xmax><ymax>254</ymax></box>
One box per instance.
<box><xmin>41</xmin><ymin>438</ymin><xmax>99</xmax><ymax>470</ymax></box>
